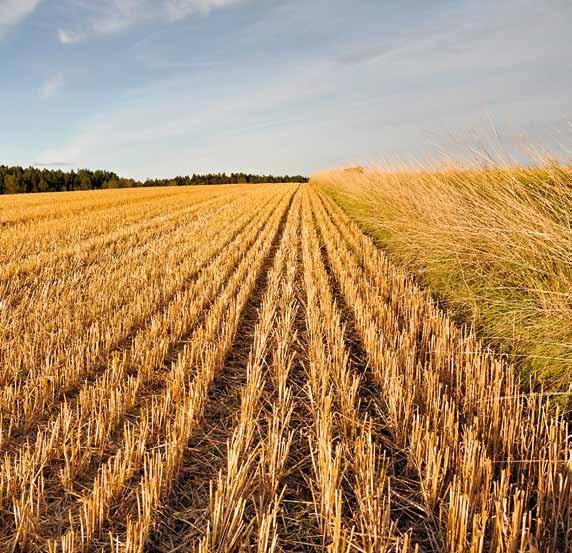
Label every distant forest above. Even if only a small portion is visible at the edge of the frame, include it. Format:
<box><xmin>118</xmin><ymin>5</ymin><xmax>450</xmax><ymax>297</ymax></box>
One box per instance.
<box><xmin>0</xmin><ymin>165</ymin><xmax>308</xmax><ymax>195</ymax></box>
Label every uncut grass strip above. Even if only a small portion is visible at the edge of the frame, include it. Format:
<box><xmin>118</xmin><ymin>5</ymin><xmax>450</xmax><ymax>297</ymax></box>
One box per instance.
<box><xmin>71</xmin><ymin>188</ymin><xmax>298</xmax><ymax>553</ymax></box>
<box><xmin>314</xmin><ymin>187</ymin><xmax>571</xmax><ymax>530</ymax></box>
<box><xmin>195</xmin><ymin>194</ymin><xmax>301</xmax><ymax>553</ymax></box>
<box><xmin>0</xmin><ymin>194</ymin><xmax>276</xmax><ymax>442</ymax></box>
<box><xmin>309</xmin><ymin>188</ymin><xmax>570</xmax><ymax>551</ymax></box>
<box><xmin>0</xmin><ymin>193</ymin><xmax>290</xmax><ymax>550</ymax></box>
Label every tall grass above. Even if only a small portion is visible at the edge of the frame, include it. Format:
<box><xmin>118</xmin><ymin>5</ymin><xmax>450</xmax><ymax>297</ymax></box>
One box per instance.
<box><xmin>312</xmin><ymin>163</ymin><xmax>572</xmax><ymax>403</ymax></box>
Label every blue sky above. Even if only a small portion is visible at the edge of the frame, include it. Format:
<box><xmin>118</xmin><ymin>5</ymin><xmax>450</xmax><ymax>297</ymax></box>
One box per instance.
<box><xmin>0</xmin><ymin>0</ymin><xmax>570</xmax><ymax>179</ymax></box>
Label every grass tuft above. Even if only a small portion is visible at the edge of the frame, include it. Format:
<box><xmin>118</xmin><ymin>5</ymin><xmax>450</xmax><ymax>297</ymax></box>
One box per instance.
<box><xmin>312</xmin><ymin>163</ymin><xmax>572</xmax><ymax>406</ymax></box>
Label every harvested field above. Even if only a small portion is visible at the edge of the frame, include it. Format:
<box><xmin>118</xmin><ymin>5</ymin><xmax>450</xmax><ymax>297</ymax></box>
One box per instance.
<box><xmin>0</xmin><ymin>184</ymin><xmax>569</xmax><ymax>552</ymax></box>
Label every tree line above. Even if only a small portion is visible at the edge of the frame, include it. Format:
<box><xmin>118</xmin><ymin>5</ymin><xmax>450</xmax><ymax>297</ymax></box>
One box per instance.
<box><xmin>0</xmin><ymin>165</ymin><xmax>308</xmax><ymax>195</ymax></box>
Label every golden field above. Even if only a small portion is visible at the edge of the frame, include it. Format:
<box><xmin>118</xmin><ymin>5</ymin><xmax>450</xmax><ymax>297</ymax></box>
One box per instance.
<box><xmin>0</xmin><ymin>184</ymin><xmax>569</xmax><ymax>552</ymax></box>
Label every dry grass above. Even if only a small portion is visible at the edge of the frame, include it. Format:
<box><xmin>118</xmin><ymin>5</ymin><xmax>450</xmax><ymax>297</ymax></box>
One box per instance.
<box><xmin>0</xmin><ymin>184</ymin><xmax>569</xmax><ymax>552</ymax></box>
<box><xmin>308</xmin><ymin>188</ymin><xmax>570</xmax><ymax>552</ymax></box>
<box><xmin>312</xmin><ymin>164</ymin><xmax>572</xmax><ymax>404</ymax></box>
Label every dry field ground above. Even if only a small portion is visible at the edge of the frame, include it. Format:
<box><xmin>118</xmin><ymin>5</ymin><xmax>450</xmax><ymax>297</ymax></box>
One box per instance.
<box><xmin>0</xmin><ymin>184</ymin><xmax>569</xmax><ymax>552</ymax></box>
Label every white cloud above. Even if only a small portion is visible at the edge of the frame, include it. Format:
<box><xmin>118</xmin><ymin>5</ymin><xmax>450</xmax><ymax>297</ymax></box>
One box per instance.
<box><xmin>58</xmin><ymin>0</ymin><xmax>243</xmax><ymax>43</ymax></box>
<box><xmin>165</xmin><ymin>0</ymin><xmax>243</xmax><ymax>20</ymax></box>
<box><xmin>57</xmin><ymin>29</ymin><xmax>81</xmax><ymax>44</ymax></box>
<box><xmin>0</xmin><ymin>0</ymin><xmax>40</xmax><ymax>27</ymax></box>
<box><xmin>39</xmin><ymin>73</ymin><xmax>64</xmax><ymax>98</ymax></box>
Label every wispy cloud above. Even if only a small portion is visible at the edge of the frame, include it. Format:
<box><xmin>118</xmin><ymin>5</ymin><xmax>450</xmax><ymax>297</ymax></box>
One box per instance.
<box><xmin>33</xmin><ymin>161</ymin><xmax>74</xmax><ymax>167</ymax></box>
<box><xmin>57</xmin><ymin>28</ymin><xmax>81</xmax><ymax>44</ymax></box>
<box><xmin>164</xmin><ymin>0</ymin><xmax>243</xmax><ymax>21</ymax></box>
<box><xmin>0</xmin><ymin>0</ymin><xmax>41</xmax><ymax>29</ymax></box>
<box><xmin>59</xmin><ymin>0</ymin><xmax>244</xmax><ymax>43</ymax></box>
<box><xmin>39</xmin><ymin>72</ymin><xmax>64</xmax><ymax>98</ymax></box>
